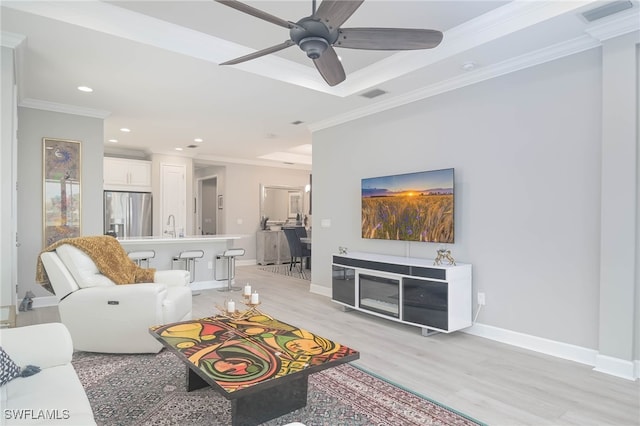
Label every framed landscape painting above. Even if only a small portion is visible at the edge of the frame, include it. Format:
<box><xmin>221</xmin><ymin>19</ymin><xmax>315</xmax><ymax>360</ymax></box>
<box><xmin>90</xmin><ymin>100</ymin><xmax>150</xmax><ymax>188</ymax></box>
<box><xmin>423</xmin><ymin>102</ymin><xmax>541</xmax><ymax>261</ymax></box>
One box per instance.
<box><xmin>43</xmin><ymin>138</ymin><xmax>81</xmax><ymax>247</ymax></box>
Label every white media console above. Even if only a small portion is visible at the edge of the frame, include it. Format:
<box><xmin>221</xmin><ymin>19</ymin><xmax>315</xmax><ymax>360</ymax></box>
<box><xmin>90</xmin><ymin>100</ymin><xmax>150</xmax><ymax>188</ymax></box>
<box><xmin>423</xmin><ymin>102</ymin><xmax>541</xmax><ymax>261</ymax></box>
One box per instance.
<box><xmin>331</xmin><ymin>251</ymin><xmax>472</xmax><ymax>336</ymax></box>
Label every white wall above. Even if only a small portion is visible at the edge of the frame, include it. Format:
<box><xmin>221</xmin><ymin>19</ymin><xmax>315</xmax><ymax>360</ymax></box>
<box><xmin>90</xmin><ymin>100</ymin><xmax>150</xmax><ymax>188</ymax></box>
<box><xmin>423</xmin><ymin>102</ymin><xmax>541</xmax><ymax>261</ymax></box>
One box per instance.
<box><xmin>1</xmin><ymin>46</ymin><xmax>17</xmax><ymax>307</ymax></box>
<box><xmin>215</xmin><ymin>163</ymin><xmax>310</xmax><ymax>261</ymax></box>
<box><xmin>597</xmin><ymin>33</ymin><xmax>638</xmax><ymax>365</ymax></box>
<box><xmin>17</xmin><ymin>107</ymin><xmax>104</xmax><ymax>298</ymax></box>
<box><xmin>314</xmin><ymin>49</ymin><xmax>605</xmax><ymax>350</ymax></box>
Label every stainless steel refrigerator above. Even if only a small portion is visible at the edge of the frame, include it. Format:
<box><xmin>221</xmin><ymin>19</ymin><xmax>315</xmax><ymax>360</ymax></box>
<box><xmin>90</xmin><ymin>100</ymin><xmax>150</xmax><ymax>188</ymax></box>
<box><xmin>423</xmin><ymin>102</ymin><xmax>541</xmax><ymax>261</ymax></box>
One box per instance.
<box><xmin>104</xmin><ymin>191</ymin><xmax>152</xmax><ymax>238</ymax></box>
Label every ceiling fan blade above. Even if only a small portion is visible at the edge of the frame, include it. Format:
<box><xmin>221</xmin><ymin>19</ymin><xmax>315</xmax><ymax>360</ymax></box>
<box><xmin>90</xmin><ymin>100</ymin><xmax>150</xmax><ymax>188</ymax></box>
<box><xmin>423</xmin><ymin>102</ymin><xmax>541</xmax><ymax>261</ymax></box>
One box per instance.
<box><xmin>313</xmin><ymin>46</ymin><xmax>346</xmax><ymax>87</ymax></box>
<box><xmin>220</xmin><ymin>40</ymin><xmax>295</xmax><ymax>65</ymax></box>
<box><xmin>215</xmin><ymin>0</ymin><xmax>294</xmax><ymax>29</ymax></box>
<box><xmin>336</xmin><ymin>28</ymin><xmax>443</xmax><ymax>50</ymax></box>
<box><xmin>314</xmin><ymin>0</ymin><xmax>364</xmax><ymax>29</ymax></box>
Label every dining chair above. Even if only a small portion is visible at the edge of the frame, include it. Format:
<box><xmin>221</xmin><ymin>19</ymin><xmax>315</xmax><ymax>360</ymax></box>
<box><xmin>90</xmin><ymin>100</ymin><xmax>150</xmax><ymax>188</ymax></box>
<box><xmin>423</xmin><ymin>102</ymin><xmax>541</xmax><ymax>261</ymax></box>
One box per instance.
<box><xmin>283</xmin><ymin>227</ymin><xmax>311</xmax><ymax>273</ymax></box>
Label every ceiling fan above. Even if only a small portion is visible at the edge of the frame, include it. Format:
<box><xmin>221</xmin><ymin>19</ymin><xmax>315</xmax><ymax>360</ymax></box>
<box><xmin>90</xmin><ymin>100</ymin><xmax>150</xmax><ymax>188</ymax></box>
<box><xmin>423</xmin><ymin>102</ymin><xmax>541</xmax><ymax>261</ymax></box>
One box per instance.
<box><xmin>215</xmin><ymin>0</ymin><xmax>443</xmax><ymax>86</ymax></box>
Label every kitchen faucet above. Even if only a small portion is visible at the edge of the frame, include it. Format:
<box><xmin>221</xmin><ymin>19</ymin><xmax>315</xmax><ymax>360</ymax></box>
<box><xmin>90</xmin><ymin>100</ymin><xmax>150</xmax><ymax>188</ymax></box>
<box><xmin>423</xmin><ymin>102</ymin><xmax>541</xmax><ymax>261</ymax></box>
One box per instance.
<box><xmin>165</xmin><ymin>214</ymin><xmax>176</xmax><ymax>238</ymax></box>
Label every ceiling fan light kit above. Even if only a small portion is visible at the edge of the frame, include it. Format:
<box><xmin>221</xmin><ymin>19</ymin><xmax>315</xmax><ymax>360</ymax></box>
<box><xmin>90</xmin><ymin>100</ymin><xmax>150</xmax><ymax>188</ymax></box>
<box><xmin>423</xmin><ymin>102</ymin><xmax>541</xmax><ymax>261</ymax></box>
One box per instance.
<box><xmin>215</xmin><ymin>0</ymin><xmax>443</xmax><ymax>86</ymax></box>
<box><xmin>299</xmin><ymin>37</ymin><xmax>329</xmax><ymax>59</ymax></box>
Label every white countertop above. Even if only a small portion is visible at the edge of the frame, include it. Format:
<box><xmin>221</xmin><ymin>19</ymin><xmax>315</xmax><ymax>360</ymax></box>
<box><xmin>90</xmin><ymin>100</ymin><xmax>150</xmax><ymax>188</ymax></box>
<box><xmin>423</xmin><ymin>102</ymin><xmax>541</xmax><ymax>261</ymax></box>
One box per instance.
<box><xmin>118</xmin><ymin>235</ymin><xmax>244</xmax><ymax>245</ymax></box>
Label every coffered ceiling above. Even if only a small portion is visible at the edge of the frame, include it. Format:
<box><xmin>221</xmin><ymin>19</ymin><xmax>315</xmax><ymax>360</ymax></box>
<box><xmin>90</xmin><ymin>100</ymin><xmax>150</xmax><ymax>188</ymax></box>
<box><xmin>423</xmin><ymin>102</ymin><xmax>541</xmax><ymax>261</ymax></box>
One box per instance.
<box><xmin>1</xmin><ymin>1</ymin><xmax>638</xmax><ymax>169</ymax></box>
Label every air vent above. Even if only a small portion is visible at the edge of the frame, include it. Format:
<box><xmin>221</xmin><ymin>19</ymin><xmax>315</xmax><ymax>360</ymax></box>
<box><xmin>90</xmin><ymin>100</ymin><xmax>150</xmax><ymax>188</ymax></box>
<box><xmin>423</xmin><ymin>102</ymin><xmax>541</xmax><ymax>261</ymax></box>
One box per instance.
<box><xmin>291</xmin><ymin>120</ymin><xmax>304</xmax><ymax>125</ymax></box>
<box><xmin>186</xmin><ymin>144</ymin><xmax>198</xmax><ymax>148</ymax></box>
<box><xmin>360</xmin><ymin>88</ymin><xmax>387</xmax><ymax>99</ymax></box>
<box><xmin>581</xmin><ymin>0</ymin><xmax>633</xmax><ymax>22</ymax></box>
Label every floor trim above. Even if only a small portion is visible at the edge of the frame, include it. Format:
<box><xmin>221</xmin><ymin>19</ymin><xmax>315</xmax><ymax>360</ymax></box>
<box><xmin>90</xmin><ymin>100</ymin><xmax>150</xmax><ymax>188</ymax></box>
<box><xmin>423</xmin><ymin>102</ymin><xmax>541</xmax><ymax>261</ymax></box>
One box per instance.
<box><xmin>466</xmin><ymin>323</ymin><xmax>638</xmax><ymax>381</ymax></box>
<box><xmin>594</xmin><ymin>354</ymin><xmax>637</xmax><ymax>381</ymax></box>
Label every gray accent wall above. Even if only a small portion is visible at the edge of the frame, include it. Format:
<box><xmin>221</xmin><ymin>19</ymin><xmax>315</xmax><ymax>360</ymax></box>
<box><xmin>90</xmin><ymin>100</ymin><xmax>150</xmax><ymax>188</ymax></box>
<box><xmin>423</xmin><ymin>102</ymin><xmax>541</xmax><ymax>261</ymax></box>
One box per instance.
<box><xmin>312</xmin><ymin>42</ymin><xmax>638</xmax><ymax>364</ymax></box>
<box><xmin>17</xmin><ymin>107</ymin><xmax>104</xmax><ymax>298</ymax></box>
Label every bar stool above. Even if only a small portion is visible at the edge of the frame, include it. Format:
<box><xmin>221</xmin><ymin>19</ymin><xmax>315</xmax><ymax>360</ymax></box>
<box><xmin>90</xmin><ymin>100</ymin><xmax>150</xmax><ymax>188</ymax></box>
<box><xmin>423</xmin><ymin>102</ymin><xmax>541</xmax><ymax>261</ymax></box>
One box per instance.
<box><xmin>217</xmin><ymin>248</ymin><xmax>245</xmax><ymax>292</ymax></box>
<box><xmin>128</xmin><ymin>250</ymin><xmax>155</xmax><ymax>268</ymax></box>
<box><xmin>172</xmin><ymin>250</ymin><xmax>204</xmax><ymax>283</ymax></box>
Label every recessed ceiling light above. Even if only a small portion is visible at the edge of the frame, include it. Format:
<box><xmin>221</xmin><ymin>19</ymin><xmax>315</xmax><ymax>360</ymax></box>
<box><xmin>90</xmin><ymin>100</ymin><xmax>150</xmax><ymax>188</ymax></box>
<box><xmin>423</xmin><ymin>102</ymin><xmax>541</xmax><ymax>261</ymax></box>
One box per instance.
<box><xmin>175</xmin><ymin>147</ymin><xmax>183</xmax><ymax>151</ymax></box>
<box><xmin>77</xmin><ymin>86</ymin><xmax>93</xmax><ymax>92</ymax></box>
<box><xmin>194</xmin><ymin>138</ymin><xmax>203</xmax><ymax>142</ymax></box>
<box><xmin>461</xmin><ymin>61</ymin><xmax>478</xmax><ymax>71</ymax></box>
<box><xmin>108</xmin><ymin>139</ymin><xmax>118</xmax><ymax>143</ymax></box>
<box><xmin>120</xmin><ymin>128</ymin><xmax>130</xmax><ymax>132</ymax></box>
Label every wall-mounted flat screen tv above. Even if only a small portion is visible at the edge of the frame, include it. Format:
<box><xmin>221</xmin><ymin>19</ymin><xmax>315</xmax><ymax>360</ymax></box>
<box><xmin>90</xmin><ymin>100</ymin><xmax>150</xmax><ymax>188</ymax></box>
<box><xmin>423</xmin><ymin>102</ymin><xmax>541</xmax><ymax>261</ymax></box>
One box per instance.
<box><xmin>361</xmin><ymin>168</ymin><xmax>454</xmax><ymax>243</ymax></box>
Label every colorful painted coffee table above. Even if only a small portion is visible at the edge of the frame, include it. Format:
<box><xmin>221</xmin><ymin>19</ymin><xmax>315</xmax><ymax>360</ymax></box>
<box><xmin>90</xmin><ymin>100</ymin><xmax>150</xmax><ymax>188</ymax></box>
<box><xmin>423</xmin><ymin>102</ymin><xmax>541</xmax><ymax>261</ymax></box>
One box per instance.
<box><xmin>149</xmin><ymin>314</ymin><xmax>359</xmax><ymax>426</ymax></box>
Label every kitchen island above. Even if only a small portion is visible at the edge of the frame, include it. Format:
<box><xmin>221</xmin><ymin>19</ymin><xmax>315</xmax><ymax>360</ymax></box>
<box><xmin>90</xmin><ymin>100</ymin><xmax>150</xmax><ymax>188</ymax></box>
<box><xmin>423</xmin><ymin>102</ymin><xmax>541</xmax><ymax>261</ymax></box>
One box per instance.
<box><xmin>118</xmin><ymin>235</ymin><xmax>245</xmax><ymax>291</ymax></box>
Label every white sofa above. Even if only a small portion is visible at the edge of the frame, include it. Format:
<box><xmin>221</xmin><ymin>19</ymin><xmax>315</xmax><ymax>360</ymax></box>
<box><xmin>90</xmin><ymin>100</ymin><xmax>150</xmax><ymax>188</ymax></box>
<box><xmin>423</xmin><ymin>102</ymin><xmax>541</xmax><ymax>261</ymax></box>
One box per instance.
<box><xmin>40</xmin><ymin>244</ymin><xmax>192</xmax><ymax>353</ymax></box>
<box><xmin>0</xmin><ymin>323</ymin><xmax>96</xmax><ymax>425</ymax></box>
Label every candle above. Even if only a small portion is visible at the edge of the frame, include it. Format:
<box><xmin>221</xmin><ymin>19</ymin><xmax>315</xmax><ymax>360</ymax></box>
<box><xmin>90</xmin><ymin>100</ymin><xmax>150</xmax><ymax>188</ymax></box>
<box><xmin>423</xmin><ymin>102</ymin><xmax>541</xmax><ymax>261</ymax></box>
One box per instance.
<box><xmin>243</xmin><ymin>284</ymin><xmax>251</xmax><ymax>296</ymax></box>
<box><xmin>250</xmin><ymin>292</ymin><xmax>259</xmax><ymax>304</ymax></box>
<box><xmin>227</xmin><ymin>300</ymin><xmax>235</xmax><ymax>313</ymax></box>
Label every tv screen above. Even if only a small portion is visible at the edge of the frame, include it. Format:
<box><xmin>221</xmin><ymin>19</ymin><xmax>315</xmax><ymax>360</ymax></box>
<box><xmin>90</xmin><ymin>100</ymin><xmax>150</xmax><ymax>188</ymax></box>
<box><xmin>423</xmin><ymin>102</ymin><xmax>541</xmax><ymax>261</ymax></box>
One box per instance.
<box><xmin>361</xmin><ymin>168</ymin><xmax>454</xmax><ymax>243</ymax></box>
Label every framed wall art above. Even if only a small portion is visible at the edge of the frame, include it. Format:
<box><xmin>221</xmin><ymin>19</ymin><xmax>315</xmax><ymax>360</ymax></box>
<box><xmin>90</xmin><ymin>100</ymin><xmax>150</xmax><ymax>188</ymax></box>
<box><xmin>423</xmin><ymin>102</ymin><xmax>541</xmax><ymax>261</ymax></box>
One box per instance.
<box><xmin>43</xmin><ymin>138</ymin><xmax>81</xmax><ymax>247</ymax></box>
<box><xmin>288</xmin><ymin>191</ymin><xmax>302</xmax><ymax>219</ymax></box>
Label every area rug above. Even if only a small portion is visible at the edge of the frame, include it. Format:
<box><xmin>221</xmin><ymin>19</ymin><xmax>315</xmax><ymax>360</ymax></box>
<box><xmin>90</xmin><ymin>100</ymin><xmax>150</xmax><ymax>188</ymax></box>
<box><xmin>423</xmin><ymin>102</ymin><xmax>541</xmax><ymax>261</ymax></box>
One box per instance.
<box><xmin>258</xmin><ymin>264</ymin><xmax>310</xmax><ymax>281</ymax></box>
<box><xmin>72</xmin><ymin>350</ymin><xmax>484</xmax><ymax>426</ymax></box>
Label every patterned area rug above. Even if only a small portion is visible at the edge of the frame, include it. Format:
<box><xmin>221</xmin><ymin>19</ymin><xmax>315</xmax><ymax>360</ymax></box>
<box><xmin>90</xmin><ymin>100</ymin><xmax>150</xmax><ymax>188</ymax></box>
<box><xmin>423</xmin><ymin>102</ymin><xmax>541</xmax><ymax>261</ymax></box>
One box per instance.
<box><xmin>258</xmin><ymin>264</ymin><xmax>310</xmax><ymax>281</ymax></box>
<box><xmin>72</xmin><ymin>350</ymin><xmax>484</xmax><ymax>426</ymax></box>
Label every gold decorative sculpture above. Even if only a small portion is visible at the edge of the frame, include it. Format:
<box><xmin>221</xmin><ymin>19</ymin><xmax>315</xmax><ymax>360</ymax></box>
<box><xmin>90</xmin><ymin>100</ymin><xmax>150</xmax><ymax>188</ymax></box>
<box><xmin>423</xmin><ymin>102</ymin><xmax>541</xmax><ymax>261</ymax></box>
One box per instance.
<box><xmin>434</xmin><ymin>248</ymin><xmax>456</xmax><ymax>266</ymax></box>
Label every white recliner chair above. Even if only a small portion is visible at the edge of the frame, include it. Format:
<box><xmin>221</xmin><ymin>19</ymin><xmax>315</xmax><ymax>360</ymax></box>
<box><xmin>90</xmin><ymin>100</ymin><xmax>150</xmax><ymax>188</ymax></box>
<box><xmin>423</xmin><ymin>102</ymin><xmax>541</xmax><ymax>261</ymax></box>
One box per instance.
<box><xmin>40</xmin><ymin>244</ymin><xmax>192</xmax><ymax>354</ymax></box>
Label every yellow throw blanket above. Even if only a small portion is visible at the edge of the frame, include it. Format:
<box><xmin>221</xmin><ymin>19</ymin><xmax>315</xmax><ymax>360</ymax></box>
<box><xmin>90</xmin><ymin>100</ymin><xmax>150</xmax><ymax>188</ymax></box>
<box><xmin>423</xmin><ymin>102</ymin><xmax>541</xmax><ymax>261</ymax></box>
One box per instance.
<box><xmin>36</xmin><ymin>236</ymin><xmax>156</xmax><ymax>294</ymax></box>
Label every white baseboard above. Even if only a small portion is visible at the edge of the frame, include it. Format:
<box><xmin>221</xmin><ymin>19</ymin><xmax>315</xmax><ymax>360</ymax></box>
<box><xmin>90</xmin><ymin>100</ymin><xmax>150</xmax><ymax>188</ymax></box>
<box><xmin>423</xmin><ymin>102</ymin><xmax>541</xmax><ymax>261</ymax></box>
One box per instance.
<box><xmin>310</xmin><ymin>283</ymin><xmax>331</xmax><ymax>297</ymax></box>
<box><xmin>465</xmin><ymin>323</ymin><xmax>598</xmax><ymax>366</ymax></box>
<box><xmin>30</xmin><ymin>282</ymin><xmax>640</xmax><ymax>381</ymax></box>
<box><xmin>466</xmin><ymin>323</ymin><xmax>639</xmax><ymax>381</ymax></box>
<box><xmin>594</xmin><ymin>354</ymin><xmax>637</xmax><ymax>381</ymax></box>
<box><xmin>29</xmin><ymin>295</ymin><xmax>58</xmax><ymax>309</ymax></box>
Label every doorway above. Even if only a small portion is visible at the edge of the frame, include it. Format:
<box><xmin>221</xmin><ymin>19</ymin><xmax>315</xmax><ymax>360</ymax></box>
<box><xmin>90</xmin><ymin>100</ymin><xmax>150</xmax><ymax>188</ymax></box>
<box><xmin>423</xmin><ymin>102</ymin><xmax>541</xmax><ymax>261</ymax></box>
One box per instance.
<box><xmin>197</xmin><ymin>176</ymin><xmax>218</xmax><ymax>235</ymax></box>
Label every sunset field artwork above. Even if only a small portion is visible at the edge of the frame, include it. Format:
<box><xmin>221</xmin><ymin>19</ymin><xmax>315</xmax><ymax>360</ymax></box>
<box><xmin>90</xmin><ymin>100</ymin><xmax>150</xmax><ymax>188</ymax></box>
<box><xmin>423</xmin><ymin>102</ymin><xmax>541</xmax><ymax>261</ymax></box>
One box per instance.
<box><xmin>361</xmin><ymin>169</ymin><xmax>454</xmax><ymax>243</ymax></box>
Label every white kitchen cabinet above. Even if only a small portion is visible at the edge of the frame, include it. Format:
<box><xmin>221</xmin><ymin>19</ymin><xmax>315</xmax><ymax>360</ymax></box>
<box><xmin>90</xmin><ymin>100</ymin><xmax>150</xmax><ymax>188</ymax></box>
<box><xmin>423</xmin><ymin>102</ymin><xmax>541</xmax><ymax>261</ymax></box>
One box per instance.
<box><xmin>104</xmin><ymin>157</ymin><xmax>152</xmax><ymax>191</ymax></box>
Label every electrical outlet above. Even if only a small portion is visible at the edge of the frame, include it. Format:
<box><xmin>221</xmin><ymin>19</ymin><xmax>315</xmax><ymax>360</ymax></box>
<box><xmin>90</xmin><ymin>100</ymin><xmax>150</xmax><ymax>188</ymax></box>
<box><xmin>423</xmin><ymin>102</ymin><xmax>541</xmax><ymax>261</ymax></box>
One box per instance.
<box><xmin>477</xmin><ymin>292</ymin><xmax>486</xmax><ymax>306</ymax></box>
<box><xmin>207</xmin><ymin>261</ymin><xmax>213</xmax><ymax>270</ymax></box>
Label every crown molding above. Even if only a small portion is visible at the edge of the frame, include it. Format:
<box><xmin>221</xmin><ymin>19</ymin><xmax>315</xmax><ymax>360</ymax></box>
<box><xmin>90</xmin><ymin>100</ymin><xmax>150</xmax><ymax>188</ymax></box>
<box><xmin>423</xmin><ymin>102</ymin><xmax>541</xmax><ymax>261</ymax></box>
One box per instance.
<box><xmin>19</xmin><ymin>98</ymin><xmax>111</xmax><ymax>119</ymax></box>
<box><xmin>1</xmin><ymin>0</ymin><xmax>333</xmax><ymax>95</ymax></box>
<box><xmin>310</xmin><ymin>4</ymin><xmax>639</xmax><ymax>132</ymax></box>
<box><xmin>191</xmin><ymin>152</ymin><xmax>312</xmax><ymax>170</ymax></box>
<box><xmin>335</xmin><ymin>1</ymin><xmax>598</xmax><ymax>97</ymax></box>
<box><xmin>2</xmin><ymin>0</ymin><xmax>602</xmax><ymax>98</ymax></box>
<box><xmin>310</xmin><ymin>34</ymin><xmax>601</xmax><ymax>132</ymax></box>
<box><xmin>0</xmin><ymin>31</ymin><xmax>26</xmax><ymax>48</ymax></box>
<box><xmin>585</xmin><ymin>10</ymin><xmax>640</xmax><ymax>41</ymax></box>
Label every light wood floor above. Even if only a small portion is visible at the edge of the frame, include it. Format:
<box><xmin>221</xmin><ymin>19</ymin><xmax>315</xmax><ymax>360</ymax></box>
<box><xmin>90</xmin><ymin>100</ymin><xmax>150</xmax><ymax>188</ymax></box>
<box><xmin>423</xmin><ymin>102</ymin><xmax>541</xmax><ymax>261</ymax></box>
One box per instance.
<box><xmin>18</xmin><ymin>265</ymin><xmax>639</xmax><ymax>425</ymax></box>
